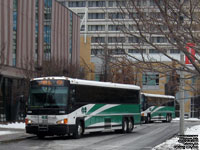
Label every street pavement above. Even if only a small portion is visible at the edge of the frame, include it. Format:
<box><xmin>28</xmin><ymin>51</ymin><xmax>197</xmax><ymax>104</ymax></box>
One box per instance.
<box><xmin>0</xmin><ymin>119</ymin><xmax>199</xmax><ymax>146</ymax></box>
<box><xmin>0</xmin><ymin>128</ymin><xmax>32</xmax><ymax>143</ymax></box>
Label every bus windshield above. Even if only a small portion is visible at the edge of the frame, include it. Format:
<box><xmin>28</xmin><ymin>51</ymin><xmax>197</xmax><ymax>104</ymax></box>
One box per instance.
<box><xmin>28</xmin><ymin>80</ymin><xmax>68</xmax><ymax>108</ymax></box>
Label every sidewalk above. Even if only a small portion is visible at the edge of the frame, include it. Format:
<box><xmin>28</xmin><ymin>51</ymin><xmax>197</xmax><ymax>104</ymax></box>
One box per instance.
<box><xmin>0</xmin><ymin>128</ymin><xmax>32</xmax><ymax>143</ymax></box>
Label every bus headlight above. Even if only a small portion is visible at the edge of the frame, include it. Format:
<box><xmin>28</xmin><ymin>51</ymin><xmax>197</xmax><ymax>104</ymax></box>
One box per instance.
<box><xmin>141</xmin><ymin>113</ymin><xmax>144</xmax><ymax>116</ymax></box>
<box><xmin>56</xmin><ymin>118</ymin><xmax>68</xmax><ymax>124</ymax></box>
<box><xmin>25</xmin><ymin>118</ymin><xmax>33</xmax><ymax>125</ymax></box>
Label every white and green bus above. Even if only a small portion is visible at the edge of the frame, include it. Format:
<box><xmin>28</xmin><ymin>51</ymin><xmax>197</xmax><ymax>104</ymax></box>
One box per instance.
<box><xmin>25</xmin><ymin>77</ymin><xmax>141</xmax><ymax>138</ymax></box>
<box><xmin>141</xmin><ymin>93</ymin><xmax>176</xmax><ymax>123</ymax></box>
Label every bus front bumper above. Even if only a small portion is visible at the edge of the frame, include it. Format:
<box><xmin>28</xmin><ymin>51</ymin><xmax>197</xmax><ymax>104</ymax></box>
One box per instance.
<box><xmin>26</xmin><ymin>124</ymin><xmax>76</xmax><ymax>136</ymax></box>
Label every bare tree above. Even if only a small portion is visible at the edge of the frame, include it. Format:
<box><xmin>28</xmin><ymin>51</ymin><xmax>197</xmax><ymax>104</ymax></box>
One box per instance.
<box><xmin>91</xmin><ymin>0</ymin><xmax>200</xmax><ymax>94</ymax></box>
<box><xmin>114</xmin><ymin>0</ymin><xmax>200</xmax><ymax>74</ymax></box>
<box><xmin>110</xmin><ymin>57</ymin><xmax>142</xmax><ymax>85</ymax></box>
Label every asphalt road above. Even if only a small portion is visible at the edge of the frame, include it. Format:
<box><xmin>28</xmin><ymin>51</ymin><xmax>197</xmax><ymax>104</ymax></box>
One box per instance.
<box><xmin>0</xmin><ymin>121</ymin><xmax>199</xmax><ymax>150</ymax></box>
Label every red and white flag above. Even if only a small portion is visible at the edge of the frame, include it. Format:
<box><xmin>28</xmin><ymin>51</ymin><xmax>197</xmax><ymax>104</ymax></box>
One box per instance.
<box><xmin>185</xmin><ymin>43</ymin><xmax>195</xmax><ymax>64</ymax></box>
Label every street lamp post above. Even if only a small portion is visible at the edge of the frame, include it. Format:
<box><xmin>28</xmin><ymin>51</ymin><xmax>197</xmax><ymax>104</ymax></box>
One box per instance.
<box><xmin>179</xmin><ymin>52</ymin><xmax>185</xmax><ymax>135</ymax></box>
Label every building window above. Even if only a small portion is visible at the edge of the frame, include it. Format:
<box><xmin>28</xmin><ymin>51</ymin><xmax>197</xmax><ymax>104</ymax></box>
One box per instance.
<box><xmin>170</xmin><ymin>49</ymin><xmax>180</xmax><ymax>54</ymax></box>
<box><xmin>108</xmin><ymin>37</ymin><xmax>125</xmax><ymax>43</ymax></box>
<box><xmin>150</xmin><ymin>37</ymin><xmax>168</xmax><ymax>43</ymax></box>
<box><xmin>149</xmin><ymin>49</ymin><xmax>160</xmax><ymax>54</ymax></box>
<box><xmin>150</xmin><ymin>0</ymin><xmax>164</xmax><ymax>6</ymax></box>
<box><xmin>35</xmin><ymin>0</ymin><xmax>39</xmax><ymax>63</ymax></box>
<box><xmin>108</xmin><ymin>1</ymin><xmax>114</xmax><ymax>7</ymax></box>
<box><xmin>91</xmin><ymin>49</ymin><xmax>103</xmax><ymax>55</ymax></box>
<box><xmin>128</xmin><ymin>49</ymin><xmax>146</xmax><ymax>54</ymax></box>
<box><xmin>129</xmin><ymin>25</ymin><xmax>138</xmax><ymax>31</ymax></box>
<box><xmin>128</xmin><ymin>37</ymin><xmax>141</xmax><ymax>43</ymax></box>
<box><xmin>69</xmin><ymin>1</ymin><xmax>86</xmax><ymax>7</ymax></box>
<box><xmin>108</xmin><ymin>13</ymin><xmax>125</xmax><ymax>19</ymax></box>
<box><xmin>110</xmin><ymin>49</ymin><xmax>125</xmax><ymax>55</ymax></box>
<box><xmin>88</xmin><ymin>25</ymin><xmax>105</xmax><ymax>31</ymax></box>
<box><xmin>69</xmin><ymin>11</ymin><xmax>73</xmax><ymax>62</ymax></box>
<box><xmin>13</xmin><ymin>13</ymin><xmax>17</xmax><ymax>31</ymax></box>
<box><xmin>108</xmin><ymin>1</ymin><xmax>126</xmax><ymax>7</ymax></box>
<box><xmin>44</xmin><ymin>0</ymin><xmax>52</xmax><ymax>7</ymax></box>
<box><xmin>129</xmin><ymin>12</ymin><xmax>146</xmax><ymax>19</ymax></box>
<box><xmin>12</xmin><ymin>0</ymin><xmax>18</xmax><ymax>66</ymax></box>
<box><xmin>108</xmin><ymin>25</ymin><xmax>125</xmax><ymax>31</ymax></box>
<box><xmin>91</xmin><ymin>37</ymin><xmax>105</xmax><ymax>43</ymax></box>
<box><xmin>44</xmin><ymin>13</ymin><xmax>51</xmax><ymax>20</ymax></box>
<box><xmin>44</xmin><ymin>0</ymin><xmax>52</xmax><ymax>61</ymax></box>
<box><xmin>142</xmin><ymin>73</ymin><xmax>159</xmax><ymax>86</ymax></box>
<box><xmin>88</xmin><ymin>13</ymin><xmax>105</xmax><ymax>19</ymax></box>
<box><xmin>116</xmin><ymin>1</ymin><xmax>127</xmax><ymax>7</ymax></box>
<box><xmin>80</xmin><ymin>25</ymin><xmax>85</xmax><ymax>31</ymax></box>
<box><xmin>88</xmin><ymin>1</ymin><xmax>106</xmax><ymax>7</ymax></box>
<box><xmin>78</xmin><ymin>13</ymin><xmax>85</xmax><ymax>19</ymax></box>
<box><xmin>95</xmin><ymin>74</ymin><xmax>101</xmax><ymax>81</ymax></box>
<box><xmin>149</xmin><ymin>12</ymin><xmax>161</xmax><ymax>18</ymax></box>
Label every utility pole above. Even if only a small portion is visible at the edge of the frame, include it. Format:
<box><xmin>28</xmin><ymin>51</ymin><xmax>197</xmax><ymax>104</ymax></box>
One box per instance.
<box><xmin>179</xmin><ymin>0</ymin><xmax>185</xmax><ymax>135</ymax></box>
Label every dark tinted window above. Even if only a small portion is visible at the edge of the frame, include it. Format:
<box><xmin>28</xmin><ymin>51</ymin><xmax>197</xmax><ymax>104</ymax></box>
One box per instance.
<box><xmin>75</xmin><ymin>85</ymin><xmax>139</xmax><ymax>104</ymax></box>
<box><xmin>146</xmin><ymin>97</ymin><xmax>174</xmax><ymax>107</ymax></box>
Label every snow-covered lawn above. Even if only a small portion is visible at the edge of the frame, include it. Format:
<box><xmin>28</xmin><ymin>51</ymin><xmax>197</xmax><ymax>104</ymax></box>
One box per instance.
<box><xmin>0</xmin><ymin>131</ymin><xmax>20</xmax><ymax>136</ymax></box>
<box><xmin>0</xmin><ymin>122</ymin><xmax>25</xmax><ymax>136</ymax></box>
<box><xmin>0</xmin><ymin>122</ymin><xmax>25</xmax><ymax>129</ymax></box>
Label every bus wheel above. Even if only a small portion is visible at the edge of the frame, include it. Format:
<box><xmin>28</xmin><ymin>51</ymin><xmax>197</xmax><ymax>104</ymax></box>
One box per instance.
<box><xmin>166</xmin><ymin>115</ymin><xmax>169</xmax><ymax>122</ymax></box>
<box><xmin>122</xmin><ymin>118</ymin><xmax>128</xmax><ymax>133</ymax></box>
<box><xmin>145</xmin><ymin>115</ymin><xmax>151</xmax><ymax>123</ymax></box>
<box><xmin>168</xmin><ymin>115</ymin><xmax>172</xmax><ymax>123</ymax></box>
<box><xmin>73</xmin><ymin>121</ymin><xmax>84</xmax><ymax>139</ymax></box>
<box><xmin>127</xmin><ymin>118</ymin><xmax>134</xmax><ymax>133</ymax></box>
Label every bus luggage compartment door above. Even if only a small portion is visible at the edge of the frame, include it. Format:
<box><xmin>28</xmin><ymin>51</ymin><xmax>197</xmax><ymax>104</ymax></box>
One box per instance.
<box><xmin>104</xmin><ymin>118</ymin><xmax>111</xmax><ymax>129</ymax></box>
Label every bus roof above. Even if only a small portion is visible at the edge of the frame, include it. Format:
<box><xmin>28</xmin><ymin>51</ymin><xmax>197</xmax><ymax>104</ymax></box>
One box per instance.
<box><xmin>31</xmin><ymin>76</ymin><xmax>140</xmax><ymax>90</ymax></box>
<box><xmin>141</xmin><ymin>93</ymin><xmax>175</xmax><ymax>99</ymax></box>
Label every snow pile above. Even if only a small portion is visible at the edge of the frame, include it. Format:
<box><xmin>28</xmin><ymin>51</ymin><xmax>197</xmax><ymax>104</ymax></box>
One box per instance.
<box><xmin>0</xmin><ymin>122</ymin><xmax>25</xmax><ymax>129</ymax></box>
<box><xmin>153</xmin><ymin>125</ymin><xmax>200</xmax><ymax>150</ymax></box>
<box><xmin>173</xmin><ymin>118</ymin><xmax>200</xmax><ymax>121</ymax></box>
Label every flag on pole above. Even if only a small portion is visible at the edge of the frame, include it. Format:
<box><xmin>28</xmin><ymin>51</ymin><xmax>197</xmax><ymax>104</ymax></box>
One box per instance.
<box><xmin>185</xmin><ymin>43</ymin><xmax>195</xmax><ymax>64</ymax></box>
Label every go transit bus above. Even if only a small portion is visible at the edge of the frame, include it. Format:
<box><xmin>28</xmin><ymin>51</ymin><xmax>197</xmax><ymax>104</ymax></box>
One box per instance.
<box><xmin>25</xmin><ymin>76</ymin><xmax>141</xmax><ymax>138</ymax></box>
<box><xmin>140</xmin><ymin>93</ymin><xmax>176</xmax><ymax>123</ymax></box>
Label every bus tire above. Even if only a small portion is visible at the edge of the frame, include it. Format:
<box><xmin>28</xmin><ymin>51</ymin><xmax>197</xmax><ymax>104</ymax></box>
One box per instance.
<box><xmin>122</xmin><ymin>118</ymin><xmax>128</xmax><ymax>133</ymax></box>
<box><xmin>165</xmin><ymin>115</ymin><xmax>170</xmax><ymax>123</ymax></box>
<box><xmin>73</xmin><ymin>121</ymin><xmax>84</xmax><ymax>139</ymax></box>
<box><xmin>127</xmin><ymin>118</ymin><xmax>134</xmax><ymax>133</ymax></box>
<box><xmin>168</xmin><ymin>114</ymin><xmax>172</xmax><ymax>123</ymax></box>
<box><xmin>145</xmin><ymin>114</ymin><xmax>151</xmax><ymax>123</ymax></box>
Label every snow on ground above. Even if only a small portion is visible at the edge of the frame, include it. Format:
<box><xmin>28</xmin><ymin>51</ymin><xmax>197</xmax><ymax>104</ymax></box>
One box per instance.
<box><xmin>0</xmin><ymin>122</ymin><xmax>25</xmax><ymax>136</ymax></box>
<box><xmin>173</xmin><ymin>118</ymin><xmax>200</xmax><ymax>121</ymax></box>
<box><xmin>0</xmin><ymin>131</ymin><xmax>20</xmax><ymax>136</ymax></box>
<box><xmin>153</xmin><ymin>118</ymin><xmax>200</xmax><ymax>150</ymax></box>
<box><xmin>0</xmin><ymin>122</ymin><xmax>25</xmax><ymax>129</ymax></box>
